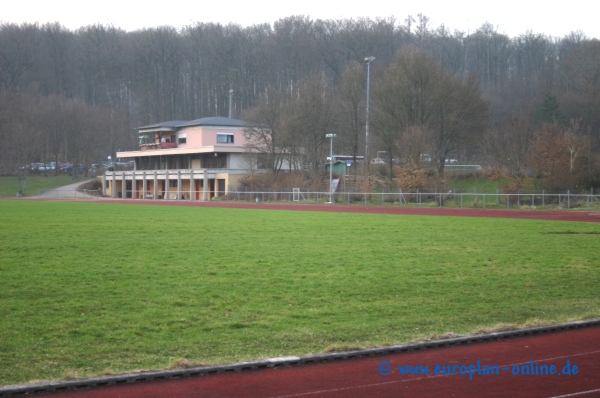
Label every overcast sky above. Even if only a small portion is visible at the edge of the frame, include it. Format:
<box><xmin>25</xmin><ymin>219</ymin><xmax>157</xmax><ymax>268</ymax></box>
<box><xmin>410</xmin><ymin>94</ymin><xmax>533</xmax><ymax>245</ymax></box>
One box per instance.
<box><xmin>2</xmin><ymin>0</ymin><xmax>597</xmax><ymax>39</ymax></box>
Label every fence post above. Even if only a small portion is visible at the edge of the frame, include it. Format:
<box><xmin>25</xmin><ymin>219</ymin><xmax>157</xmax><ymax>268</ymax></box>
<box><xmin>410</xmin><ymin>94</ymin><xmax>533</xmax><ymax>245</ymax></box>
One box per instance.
<box><xmin>588</xmin><ymin>192</ymin><xmax>590</xmax><ymax>210</ymax></box>
<box><xmin>542</xmin><ymin>190</ymin><xmax>545</xmax><ymax>209</ymax></box>
<box><xmin>507</xmin><ymin>194</ymin><xmax>510</xmax><ymax>209</ymax></box>
<box><xmin>568</xmin><ymin>190</ymin><xmax>570</xmax><ymax>208</ymax></box>
<box><xmin>483</xmin><ymin>194</ymin><xmax>486</xmax><ymax>209</ymax></box>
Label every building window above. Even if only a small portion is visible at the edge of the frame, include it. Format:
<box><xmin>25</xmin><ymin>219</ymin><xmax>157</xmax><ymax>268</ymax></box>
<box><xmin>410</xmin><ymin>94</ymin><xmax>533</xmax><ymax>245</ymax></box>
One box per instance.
<box><xmin>178</xmin><ymin>133</ymin><xmax>187</xmax><ymax>144</ymax></box>
<box><xmin>217</xmin><ymin>133</ymin><xmax>234</xmax><ymax>144</ymax></box>
<box><xmin>202</xmin><ymin>154</ymin><xmax>227</xmax><ymax>168</ymax></box>
<box><xmin>169</xmin><ymin>180</ymin><xmax>178</xmax><ymax>188</ymax></box>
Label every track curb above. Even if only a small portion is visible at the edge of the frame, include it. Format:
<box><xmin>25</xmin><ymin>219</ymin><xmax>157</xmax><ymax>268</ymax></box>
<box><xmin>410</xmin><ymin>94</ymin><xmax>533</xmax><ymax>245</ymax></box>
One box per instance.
<box><xmin>2</xmin><ymin>318</ymin><xmax>600</xmax><ymax>396</ymax></box>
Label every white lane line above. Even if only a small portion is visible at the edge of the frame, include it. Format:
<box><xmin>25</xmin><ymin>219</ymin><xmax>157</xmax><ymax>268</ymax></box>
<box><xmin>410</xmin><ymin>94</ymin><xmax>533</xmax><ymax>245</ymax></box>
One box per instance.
<box><xmin>548</xmin><ymin>388</ymin><xmax>600</xmax><ymax>397</ymax></box>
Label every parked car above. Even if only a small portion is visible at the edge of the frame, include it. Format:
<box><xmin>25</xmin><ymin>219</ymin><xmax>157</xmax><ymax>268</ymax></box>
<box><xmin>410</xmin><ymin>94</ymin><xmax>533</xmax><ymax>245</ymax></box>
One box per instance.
<box><xmin>61</xmin><ymin>163</ymin><xmax>73</xmax><ymax>172</ymax></box>
<box><xmin>35</xmin><ymin>164</ymin><xmax>54</xmax><ymax>171</ymax></box>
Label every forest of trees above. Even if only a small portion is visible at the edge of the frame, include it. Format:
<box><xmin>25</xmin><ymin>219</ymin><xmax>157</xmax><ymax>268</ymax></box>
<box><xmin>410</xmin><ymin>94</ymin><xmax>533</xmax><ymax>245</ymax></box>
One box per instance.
<box><xmin>1</xmin><ymin>15</ymin><xmax>599</xmax><ymax>190</ymax></box>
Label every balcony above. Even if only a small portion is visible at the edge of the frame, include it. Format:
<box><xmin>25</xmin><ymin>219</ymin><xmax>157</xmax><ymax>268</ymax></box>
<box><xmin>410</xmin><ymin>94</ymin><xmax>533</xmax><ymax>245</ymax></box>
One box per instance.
<box><xmin>141</xmin><ymin>142</ymin><xmax>178</xmax><ymax>150</ymax></box>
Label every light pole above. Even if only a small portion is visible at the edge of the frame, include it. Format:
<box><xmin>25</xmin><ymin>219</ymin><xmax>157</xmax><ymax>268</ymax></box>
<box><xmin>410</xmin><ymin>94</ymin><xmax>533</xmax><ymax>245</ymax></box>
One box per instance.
<box><xmin>364</xmin><ymin>56</ymin><xmax>375</xmax><ymax>175</ymax></box>
<box><xmin>228</xmin><ymin>89</ymin><xmax>234</xmax><ymax>118</ymax></box>
<box><xmin>326</xmin><ymin>133</ymin><xmax>337</xmax><ymax>204</ymax></box>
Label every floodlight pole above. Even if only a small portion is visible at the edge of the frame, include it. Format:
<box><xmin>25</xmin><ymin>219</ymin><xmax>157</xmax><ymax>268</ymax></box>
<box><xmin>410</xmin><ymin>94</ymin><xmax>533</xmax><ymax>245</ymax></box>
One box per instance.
<box><xmin>364</xmin><ymin>56</ymin><xmax>375</xmax><ymax>176</ymax></box>
<box><xmin>228</xmin><ymin>89</ymin><xmax>234</xmax><ymax>118</ymax></box>
<box><xmin>326</xmin><ymin>133</ymin><xmax>337</xmax><ymax>204</ymax></box>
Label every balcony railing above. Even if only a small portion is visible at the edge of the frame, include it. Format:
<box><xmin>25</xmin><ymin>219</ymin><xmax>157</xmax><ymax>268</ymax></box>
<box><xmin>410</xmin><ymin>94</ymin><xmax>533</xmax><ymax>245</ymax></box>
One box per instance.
<box><xmin>140</xmin><ymin>142</ymin><xmax>178</xmax><ymax>150</ymax></box>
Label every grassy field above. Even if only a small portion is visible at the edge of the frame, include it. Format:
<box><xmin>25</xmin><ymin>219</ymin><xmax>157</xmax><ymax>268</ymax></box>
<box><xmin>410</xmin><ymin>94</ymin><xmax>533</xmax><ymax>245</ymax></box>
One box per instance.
<box><xmin>0</xmin><ymin>175</ymin><xmax>90</xmax><ymax>198</ymax></box>
<box><xmin>1</xmin><ymin>200</ymin><xmax>599</xmax><ymax>386</ymax></box>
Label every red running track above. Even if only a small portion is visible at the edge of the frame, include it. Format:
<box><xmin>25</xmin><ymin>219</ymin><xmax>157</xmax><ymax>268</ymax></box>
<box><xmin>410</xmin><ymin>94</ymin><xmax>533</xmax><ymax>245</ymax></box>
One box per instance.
<box><xmin>41</xmin><ymin>326</ymin><xmax>600</xmax><ymax>398</ymax></box>
<box><xmin>81</xmin><ymin>198</ymin><xmax>600</xmax><ymax>223</ymax></box>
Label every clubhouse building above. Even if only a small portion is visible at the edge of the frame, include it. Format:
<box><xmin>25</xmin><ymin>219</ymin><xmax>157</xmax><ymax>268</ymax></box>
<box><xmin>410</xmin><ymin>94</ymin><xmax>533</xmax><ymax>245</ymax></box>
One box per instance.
<box><xmin>103</xmin><ymin>117</ymin><xmax>255</xmax><ymax>200</ymax></box>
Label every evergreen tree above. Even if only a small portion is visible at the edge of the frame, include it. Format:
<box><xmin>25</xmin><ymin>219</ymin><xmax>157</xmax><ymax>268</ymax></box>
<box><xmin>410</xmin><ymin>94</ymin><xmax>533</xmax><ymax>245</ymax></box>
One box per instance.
<box><xmin>537</xmin><ymin>93</ymin><xmax>563</xmax><ymax>124</ymax></box>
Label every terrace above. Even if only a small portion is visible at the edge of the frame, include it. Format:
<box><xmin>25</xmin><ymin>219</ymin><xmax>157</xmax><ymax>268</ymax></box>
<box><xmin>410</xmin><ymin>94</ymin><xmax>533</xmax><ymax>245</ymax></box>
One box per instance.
<box><xmin>140</xmin><ymin>141</ymin><xmax>178</xmax><ymax>150</ymax></box>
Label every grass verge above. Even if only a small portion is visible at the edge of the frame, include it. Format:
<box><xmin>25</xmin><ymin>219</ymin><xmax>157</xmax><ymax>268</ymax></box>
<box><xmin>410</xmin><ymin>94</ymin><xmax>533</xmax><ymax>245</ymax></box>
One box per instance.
<box><xmin>1</xmin><ymin>200</ymin><xmax>599</xmax><ymax>386</ymax></box>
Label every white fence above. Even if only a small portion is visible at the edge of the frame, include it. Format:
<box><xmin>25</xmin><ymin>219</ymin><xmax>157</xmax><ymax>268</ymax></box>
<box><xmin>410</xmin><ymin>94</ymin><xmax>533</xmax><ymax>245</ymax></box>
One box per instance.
<box><xmin>227</xmin><ymin>190</ymin><xmax>600</xmax><ymax>211</ymax></box>
<box><xmin>109</xmin><ymin>188</ymin><xmax>600</xmax><ymax>211</ymax></box>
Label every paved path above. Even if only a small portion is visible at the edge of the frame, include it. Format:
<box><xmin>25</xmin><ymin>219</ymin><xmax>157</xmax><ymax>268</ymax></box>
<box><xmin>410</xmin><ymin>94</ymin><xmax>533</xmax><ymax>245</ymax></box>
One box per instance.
<box><xmin>27</xmin><ymin>179</ymin><xmax>96</xmax><ymax>199</ymax></box>
<box><xmin>32</xmin><ymin>325</ymin><xmax>600</xmax><ymax>398</ymax></box>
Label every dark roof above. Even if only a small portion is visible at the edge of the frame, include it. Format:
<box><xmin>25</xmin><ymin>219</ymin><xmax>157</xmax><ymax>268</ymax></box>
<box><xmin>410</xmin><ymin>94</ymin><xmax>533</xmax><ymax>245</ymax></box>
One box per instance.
<box><xmin>137</xmin><ymin>121</ymin><xmax>188</xmax><ymax>130</ymax></box>
<box><xmin>177</xmin><ymin>117</ymin><xmax>247</xmax><ymax>128</ymax></box>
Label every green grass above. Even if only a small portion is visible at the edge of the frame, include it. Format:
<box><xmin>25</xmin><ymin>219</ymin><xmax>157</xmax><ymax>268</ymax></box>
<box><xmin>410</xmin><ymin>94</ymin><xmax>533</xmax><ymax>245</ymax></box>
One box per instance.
<box><xmin>0</xmin><ymin>175</ymin><xmax>90</xmax><ymax>198</ymax></box>
<box><xmin>446</xmin><ymin>176</ymin><xmax>499</xmax><ymax>194</ymax></box>
<box><xmin>1</xmin><ymin>200</ymin><xmax>599</xmax><ymax>386</ymax></box>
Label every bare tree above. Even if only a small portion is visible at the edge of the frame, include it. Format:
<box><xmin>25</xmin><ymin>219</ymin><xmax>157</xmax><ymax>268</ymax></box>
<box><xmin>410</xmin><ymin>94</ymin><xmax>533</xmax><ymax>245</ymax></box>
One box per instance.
<box><xmin>427</xmin><ymin>72</ymin><xmax>488</xmax><ymax>180</ymax></box>
<box><xmin>0</xmin><ymin>23</ymin><xmax>40</xmax><ymax>91</ymax></box>
<box><xmin>334</xmin><ymin>61</ymin><xmax>365</xmax><ymax>162</ymax></box>
<box><xmin>372</xmin><ymin>46</ymin><xmax>441</xmax><ymax>180</ymax></box>
<box><xmin>0</xmin><ymin>92</ymin><xmax>44</xmax><ymax>176</ymax></box>
<box><xmin>373</xmin><ymin>46</ymin><xmax>487</xmax><ymax>183</ymax></box>
<box><xmin>284</xmin><ymin>72</ymin><xmax>334</xmax><ymax>173</ymax></box>
<box><xmin>480</xmin><ymin>113</ymin><xmax>533</xmax><ymax>177</ymax></box>
<box><xmin>243</xmin><ymin>86</ymin><xmax>292</xmax><ymax>173</ymax></box>
<box><xmin>531</xmin><ymin>120</ymin><xmax>593</xmax><ymax>191</ymax></box>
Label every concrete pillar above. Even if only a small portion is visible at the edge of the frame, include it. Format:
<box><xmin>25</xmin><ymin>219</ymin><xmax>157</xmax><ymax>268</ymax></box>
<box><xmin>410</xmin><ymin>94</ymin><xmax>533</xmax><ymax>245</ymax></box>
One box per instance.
<box><xmin>190</xmin><ymin>173</ymin><xmax>195</xmax><ymax>201</ymax></box>
<box><xmin>122</xmin><ymin>173</ymin><xmax>126</xmax><ymax>199</ymax></box>
<box><xmin>203</xmin><ymin>173</ymin><xmax>208</xmax><ymax>201</ymax></box>
<box><xmin>165</xmin><ymin>171</ymin><xmax>169</xmax><ymax>200</ymax></box>
<box><xmin>177</xmin><ymin>171</ymin><xmax>181</xmax><ymax>200</ymax></box>
<box><xmin>142</xmin><ymin>172</ymin><xmax>147</xmax><ymax>199</ymax></box>
<box><xmin>112</xmin><ymin>173</ymin><xmax>116</xmax><ymax>198</ymax></box>
<box><xmin>153</xmin><ymin>174</ymin><xmax>158</xmax><ymax>199</ymax></box>
<box><xmin>132</xmin><ymin>172</ymin><xmax>137</xmax><ymax>199</ymax></box>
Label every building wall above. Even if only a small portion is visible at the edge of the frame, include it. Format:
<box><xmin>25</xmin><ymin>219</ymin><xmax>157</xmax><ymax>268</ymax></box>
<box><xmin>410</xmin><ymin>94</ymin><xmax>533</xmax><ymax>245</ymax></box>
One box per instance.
<box><xmin>201</xmin><ymin>127</ymin><xmax>247</xmax><ymax>146</ymax></box>
<box><xmin>156</xmin><ymin>125</ymin><xmax>249</xmax><ymax>150</ymax></box>
<box><xmin>178</xmin><ymin>126</ymin><xmax>202</xmax><ymax>147</ymax></box>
